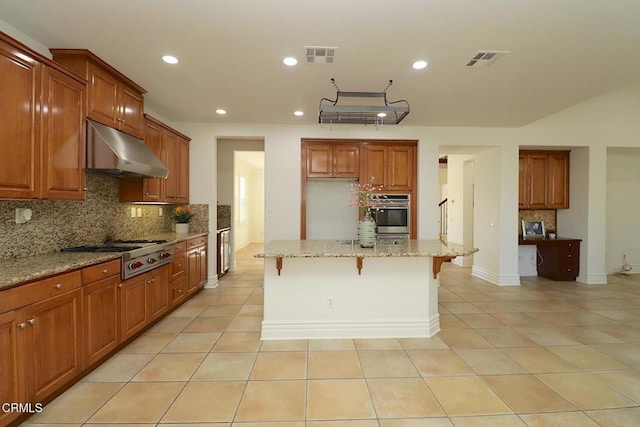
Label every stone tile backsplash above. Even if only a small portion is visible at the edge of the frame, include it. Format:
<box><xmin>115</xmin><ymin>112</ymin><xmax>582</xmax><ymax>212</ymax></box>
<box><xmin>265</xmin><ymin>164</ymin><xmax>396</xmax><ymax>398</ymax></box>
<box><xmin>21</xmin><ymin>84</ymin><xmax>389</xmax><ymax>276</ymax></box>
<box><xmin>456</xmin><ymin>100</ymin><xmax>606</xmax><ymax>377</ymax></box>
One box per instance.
<box><xmin>217</xmin><ymin>204</ymin><xmax>231</xmax><ymax>230</ymax></box>
<box><xmin>518</xmin><ymin>210</ymin><xmax>556</xmax><ymax>235</ymax></box>
<box><xmin>0</xmin><ymin>173</ymin><xmax>208</xmax><ymax>259</ymax></box>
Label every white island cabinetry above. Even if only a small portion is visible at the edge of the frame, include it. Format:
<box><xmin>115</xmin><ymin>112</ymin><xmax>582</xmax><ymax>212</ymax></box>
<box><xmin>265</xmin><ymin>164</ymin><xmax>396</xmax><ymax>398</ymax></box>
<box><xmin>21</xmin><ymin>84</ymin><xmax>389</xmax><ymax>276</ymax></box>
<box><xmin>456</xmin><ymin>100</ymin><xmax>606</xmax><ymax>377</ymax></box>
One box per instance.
<box><xmin>255</xmin><ymin>240</ymin><xmax>478</xmax><ymax>340</ymax></box>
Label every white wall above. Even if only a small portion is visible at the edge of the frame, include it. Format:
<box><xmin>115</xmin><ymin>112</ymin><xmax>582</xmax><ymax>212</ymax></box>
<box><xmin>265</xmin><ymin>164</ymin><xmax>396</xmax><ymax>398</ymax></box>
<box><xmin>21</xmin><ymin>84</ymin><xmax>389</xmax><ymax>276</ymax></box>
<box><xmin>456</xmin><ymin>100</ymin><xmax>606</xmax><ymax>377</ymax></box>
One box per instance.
<box><xmin>606</xmin><ymin>148</ymin><xmax>640</xmax><ymax>274</ymax></box>
<box><xmin>249</xmin><ymin>166</ymin><xmax>265</xmax><ymax>244</ymax></box>
<box><xmin>306</xmin><ymin>181</ymin><xmax>359</xmax><ymax>240</ymax></box>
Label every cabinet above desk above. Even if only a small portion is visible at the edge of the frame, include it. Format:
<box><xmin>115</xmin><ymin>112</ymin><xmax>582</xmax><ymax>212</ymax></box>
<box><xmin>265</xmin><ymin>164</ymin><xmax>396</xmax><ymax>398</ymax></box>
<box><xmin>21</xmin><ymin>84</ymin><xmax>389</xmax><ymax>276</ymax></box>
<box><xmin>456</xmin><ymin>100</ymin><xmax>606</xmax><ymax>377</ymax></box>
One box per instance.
<box><xmin>519</xmin><ymin>237</ymin><xmax>581</xmax><ymax>281</ymax></box>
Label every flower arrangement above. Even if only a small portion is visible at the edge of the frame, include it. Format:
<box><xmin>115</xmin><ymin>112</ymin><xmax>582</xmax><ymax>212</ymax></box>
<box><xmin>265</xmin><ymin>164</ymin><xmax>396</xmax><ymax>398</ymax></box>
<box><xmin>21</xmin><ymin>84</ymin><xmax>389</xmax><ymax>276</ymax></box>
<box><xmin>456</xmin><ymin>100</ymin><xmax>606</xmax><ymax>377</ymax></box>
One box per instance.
<box><xmin>347</xmin><ymin>179</ymin><xmax>384</xmax><ymax>217</ymax></box>
<box><xmin>173</xmin><ymin>206</ymin><xmax>195</xmax><ymax>223</ymax></box>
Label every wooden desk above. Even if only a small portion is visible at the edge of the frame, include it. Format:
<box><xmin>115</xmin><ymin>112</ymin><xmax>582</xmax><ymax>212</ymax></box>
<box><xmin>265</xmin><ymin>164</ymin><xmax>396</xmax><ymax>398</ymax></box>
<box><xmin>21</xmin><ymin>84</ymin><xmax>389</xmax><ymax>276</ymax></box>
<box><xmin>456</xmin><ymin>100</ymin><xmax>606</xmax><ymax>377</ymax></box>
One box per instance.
<box><xmin>519</xmin><ymin>237</ymin><xmax>581</xmax><ymax>281</ymax></box>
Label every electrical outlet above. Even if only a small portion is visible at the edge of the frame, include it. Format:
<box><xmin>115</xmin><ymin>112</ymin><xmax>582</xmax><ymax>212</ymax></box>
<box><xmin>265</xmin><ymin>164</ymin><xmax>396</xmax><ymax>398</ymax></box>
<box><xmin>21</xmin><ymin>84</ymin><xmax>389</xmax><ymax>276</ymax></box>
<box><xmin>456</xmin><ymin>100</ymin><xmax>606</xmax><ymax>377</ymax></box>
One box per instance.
<box><xmin>130</xmin><ymin>207</ymin><xmax>136</xmax><ymax>218</ymax></box>
<box><xmin>136</xmin><ymin>207</ymin><xmax>142</xmax><ymax>217</ymax></box>
<box><xmin>327</xmin><ymin>297</ymin><xmax>334</xmax><ymax>309</ymax></box>
<box><xmin>518</xmin><ymin>255</ymin><xmax>523</xmax><ymax>261</ymax></box>
<box><xmin>158</xmin><ymin>207</ymin><xmax>163</xmax><ymax>217</ymax></box>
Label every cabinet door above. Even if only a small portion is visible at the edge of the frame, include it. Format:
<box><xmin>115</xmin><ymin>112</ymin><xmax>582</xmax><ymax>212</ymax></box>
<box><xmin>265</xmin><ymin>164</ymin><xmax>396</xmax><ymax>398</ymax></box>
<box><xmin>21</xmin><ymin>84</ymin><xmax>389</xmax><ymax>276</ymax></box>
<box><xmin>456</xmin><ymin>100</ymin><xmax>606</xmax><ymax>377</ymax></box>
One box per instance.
<box><xmin>362</xmin><ymin>145</ymin><xmax>386</xmax><ymax>188</ymax></box>
<box><xmin>118</xmin><ymin>84</ymin><xmax>144</xmax><ymax>138</ymax></box>
<box><xmin>518</xmin><ymin>155</ymin><xmax>527</xmax><ymax>208</ymax></box>
<box><xmin>170</xmin><ymin>276</ymin><xmax>188</xmax><ymax>307</ymax></box>
<box><xmin>147</xmin><ymin>266</ymin><xmax>169</xmax><ymax>321</ymax></box>
<box><xmin>164</xmin><ymin>132</ymin><xmax>178</xmax><ymax>201</ymax></box>
<box><xmin>142</xmin><ymin>120</ymin><xmax>165</xmax><ymax>201</ymax></box>
<box><xmin>0</xmin><ymin>40</ymin><xmax>41</xmax><ymax>199</ymax></box>
<box><xmin>171</xmin><ymin>251</ymin><xmax>187</xmax><ymax>280</ymax></box>
<box><xmin>306</xmin><ymin>144</ymin><xmax>333</xmax><ymax>178</ymax></box>
<box><xmin>334</xmin><ymin>145</ymin><xmax>360</xmax><ymax>178</ymax></box>
<box><xmin>527</xmin><ymin>153</ymin><xmax>549</xmax><ymax>208</ymax></box>
<box><xmin>548</xmin><ymin>152</ymin><xmax>569</xmax><ymax>209</ymax></box>
<box><xmin>87</xmin><ymin>63</ymin><xmax>119</xmax><ymax>127</ymax></box>
<box><xmin>0</xmin><ymin>310</ymin><xmax>26</xmax><ymax>427</ymax></box>
<box><xmin>187</xmin><ymin>248</ymin><xmax>200</xmax><ymax>294</ymax></box>
<box><xmin>119</xmin><ymin>275</ymin><xmax>147</xmax><ymax>341</ymax></box>
<box><xmin>83</xmin><ymin>276</ymin><xmax>119</xmax><ymax>367</ymax></box>
<box><xmin>24</xmin><ymin>289</ymin><xmax>82</xmax><ymax>402</ymax></box>
<box><xmin>198</xmin><ymin>245</ymin><xmax>208</xmax><ymax>285</ymax></box>
<box><xmin>387</xmin><ymin>145</ymin><xmax>413</xmax><ymax>191</ymax></box>
<box><xmin>41</xmin><ymin>66</ymin><xmax>86</xmax><ymax>200</ymax></box>
<box><xmin>176</xmin><ymin>137</ymin><xmax>190</xmax><ymax>203</ymax></box>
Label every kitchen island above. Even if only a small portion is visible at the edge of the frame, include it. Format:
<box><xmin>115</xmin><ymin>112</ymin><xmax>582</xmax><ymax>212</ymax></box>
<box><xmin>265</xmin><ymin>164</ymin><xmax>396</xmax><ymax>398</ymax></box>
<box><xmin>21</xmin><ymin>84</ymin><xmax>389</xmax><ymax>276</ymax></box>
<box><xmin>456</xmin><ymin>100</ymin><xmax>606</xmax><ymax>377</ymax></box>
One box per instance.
<box><xmin>255</xmin><ymin>239</ymin><xmax>478</xmax><ymax>340</ymax></box>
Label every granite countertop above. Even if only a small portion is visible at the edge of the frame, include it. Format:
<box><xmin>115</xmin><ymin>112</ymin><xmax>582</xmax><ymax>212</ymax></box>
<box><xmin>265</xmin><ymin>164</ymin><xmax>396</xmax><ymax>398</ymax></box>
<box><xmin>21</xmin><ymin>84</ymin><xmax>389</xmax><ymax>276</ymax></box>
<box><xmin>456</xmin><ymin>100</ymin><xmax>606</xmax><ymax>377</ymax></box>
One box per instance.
<box><xmin>0</xmin><ymin>231</ymin><xmax>209</xmax><ymax>291</ymax></box>
<box><xmin>255</xmin><ymin>239</ymin><xmax>479</xmax><ymax>259</ymax></box>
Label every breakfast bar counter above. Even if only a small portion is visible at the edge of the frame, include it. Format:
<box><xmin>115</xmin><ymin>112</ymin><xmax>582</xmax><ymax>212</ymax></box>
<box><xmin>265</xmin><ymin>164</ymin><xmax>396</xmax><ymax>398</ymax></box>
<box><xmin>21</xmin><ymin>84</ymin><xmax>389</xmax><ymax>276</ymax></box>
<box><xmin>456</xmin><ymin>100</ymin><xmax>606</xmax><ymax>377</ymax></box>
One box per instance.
<box><xmin>255</xmin><ymin>239</ymin><xmax>478</xmax><ymax>340</ymax></box>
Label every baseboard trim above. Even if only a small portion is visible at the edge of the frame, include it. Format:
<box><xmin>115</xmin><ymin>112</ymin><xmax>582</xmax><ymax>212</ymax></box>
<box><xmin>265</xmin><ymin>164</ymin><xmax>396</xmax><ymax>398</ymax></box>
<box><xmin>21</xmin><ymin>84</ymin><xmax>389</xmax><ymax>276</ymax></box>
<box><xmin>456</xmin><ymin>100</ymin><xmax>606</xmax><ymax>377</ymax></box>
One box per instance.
<box><xmin>472</xmin><ymin>265</ymin><xmax>521</xmax><ymax>286</ymax></box>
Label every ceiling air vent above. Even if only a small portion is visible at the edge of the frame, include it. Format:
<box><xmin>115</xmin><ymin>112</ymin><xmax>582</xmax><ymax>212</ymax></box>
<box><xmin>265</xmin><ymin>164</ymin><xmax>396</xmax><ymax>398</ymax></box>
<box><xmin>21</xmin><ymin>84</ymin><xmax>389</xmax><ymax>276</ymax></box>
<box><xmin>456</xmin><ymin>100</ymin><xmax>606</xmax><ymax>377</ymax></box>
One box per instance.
<box><xmin>306</xmin><ymin>46</ymin><xmax>337</xmax><ymax>64</ymax></box>
<box><xmin>466</xmin><ymin>50</ymin><xmax>510</xmax><ymax>68</ymax></box>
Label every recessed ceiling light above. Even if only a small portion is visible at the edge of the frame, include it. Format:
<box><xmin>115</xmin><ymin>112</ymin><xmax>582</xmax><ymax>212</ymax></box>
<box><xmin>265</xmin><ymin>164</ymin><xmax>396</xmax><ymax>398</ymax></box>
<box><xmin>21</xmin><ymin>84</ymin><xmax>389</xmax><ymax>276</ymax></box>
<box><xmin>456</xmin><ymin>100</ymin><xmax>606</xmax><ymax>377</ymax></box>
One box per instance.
<box><xmin>412</xmin><ymin>60</ymin><xmax>428</xmax><ymax>70</ymax></box>
<box><xmin>162</xmin><ymin>55</ymin><xmax>179</xmax><ymax>64</ymax></box>
<box><xmin>377</xmin><ymin>112</ymin><xmax>387</xmax><ymax>118</ymax></box>
<box><xmin>215</xmin><ymin>109</ymin><xmax>227</xmax><ymax>115</ymax></box>
<box><xmin>283</xmin><ymin>57</ymin><xmax>298</xmax><ymax>66</ymax></box>
<box><xmin>294</xmin><ymin>110</ymin><xmax>304</xmax><ymax>116</ymax></box>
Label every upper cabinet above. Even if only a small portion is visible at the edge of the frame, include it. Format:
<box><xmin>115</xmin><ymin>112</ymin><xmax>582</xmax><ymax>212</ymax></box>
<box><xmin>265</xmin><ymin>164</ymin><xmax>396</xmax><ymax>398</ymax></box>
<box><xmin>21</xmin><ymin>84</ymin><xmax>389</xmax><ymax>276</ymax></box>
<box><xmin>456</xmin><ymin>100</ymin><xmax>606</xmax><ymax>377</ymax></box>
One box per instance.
<box><xmin>519</xmin><ymin>150</ymin><xmax>570</xmax><ymax>209</ymax></box>
<box><xmin>119</xmin><ymin>114</ymin><xmax>190</xmax><ymax>204</ymax></box>
<box><xmin>50</xmin><ymin>49</ymin><xmax>146</xmax><ymax>139</ymax></box>
<box><xmin>305</xmin><ymin>143</ymin><xmax>360</xmax><ymax>179</ymax></box>
<box><xmin>0</xmin><ymin>32</ymin><xmax>86</xmax><ymax>201</ymax></box>
<box><xmin>362</xmin><ymin>143</ymin><xmax>415</xmax><ymax>191</ymax></box>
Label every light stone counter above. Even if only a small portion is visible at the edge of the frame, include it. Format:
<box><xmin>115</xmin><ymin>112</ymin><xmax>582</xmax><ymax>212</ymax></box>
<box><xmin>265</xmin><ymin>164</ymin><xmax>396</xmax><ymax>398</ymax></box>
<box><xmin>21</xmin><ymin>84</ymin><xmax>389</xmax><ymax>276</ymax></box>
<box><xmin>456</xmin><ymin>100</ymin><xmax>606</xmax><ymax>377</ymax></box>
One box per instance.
<box><xmin>257</xmin><ymin>239</ymin><xmax>479</xmax><ymax>341</ymax></box>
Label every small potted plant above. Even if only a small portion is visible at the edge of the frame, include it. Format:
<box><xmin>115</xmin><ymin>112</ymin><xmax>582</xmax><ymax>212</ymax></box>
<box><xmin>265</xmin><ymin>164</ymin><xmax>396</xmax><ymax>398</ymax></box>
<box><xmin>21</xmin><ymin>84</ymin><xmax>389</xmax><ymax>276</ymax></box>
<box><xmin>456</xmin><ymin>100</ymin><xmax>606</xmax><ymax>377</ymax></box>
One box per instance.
<box><xmin>173</xmin><ymin>206</ymin><xmax>195</xmax><ymax>234</ymax></box>
<box><xmin>348</xmin><ymin>179</ymin><xmax>383</xmax><ymax>247</ymax></box>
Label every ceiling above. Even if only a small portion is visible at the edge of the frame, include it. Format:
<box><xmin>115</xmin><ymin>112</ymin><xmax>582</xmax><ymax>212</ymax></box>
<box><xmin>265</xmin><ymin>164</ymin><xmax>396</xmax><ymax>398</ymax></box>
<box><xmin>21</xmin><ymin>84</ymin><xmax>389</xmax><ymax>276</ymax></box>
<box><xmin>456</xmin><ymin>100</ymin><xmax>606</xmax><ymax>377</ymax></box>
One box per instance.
<box><xmin>2</xmin><ymin>0</ymin><xmax>640</xmax><ymax>127</ymax></box>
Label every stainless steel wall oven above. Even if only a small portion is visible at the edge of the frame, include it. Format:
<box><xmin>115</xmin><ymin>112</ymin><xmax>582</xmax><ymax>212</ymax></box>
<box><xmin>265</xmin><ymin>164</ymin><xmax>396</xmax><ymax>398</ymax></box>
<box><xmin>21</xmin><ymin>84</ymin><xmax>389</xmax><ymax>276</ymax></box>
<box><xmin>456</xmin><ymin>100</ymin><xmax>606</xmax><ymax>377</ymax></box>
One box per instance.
<box><xmin>373</xmin><ymin>194</ymin><xmax>410</xmax><ymax>237</ymax></box>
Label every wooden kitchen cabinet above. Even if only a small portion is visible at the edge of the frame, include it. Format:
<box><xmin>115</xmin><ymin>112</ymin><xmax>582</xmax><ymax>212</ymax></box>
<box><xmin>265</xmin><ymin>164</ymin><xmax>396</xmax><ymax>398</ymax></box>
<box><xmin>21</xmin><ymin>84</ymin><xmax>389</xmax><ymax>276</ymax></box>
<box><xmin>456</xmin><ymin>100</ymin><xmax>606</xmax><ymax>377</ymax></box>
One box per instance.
<box><xmin>519</xmin><ymin>150</ymin><xmax>570</xmax><ymax>209</ymax></box>
<box><xmin>0</xmin><ymin>32</ymin><xmax>86</xmax><ymax>201</ymax></box>
<box><xmin>187</xmin><ymin>236</ymin><xmax>208</xmax><ymax>294</ymax></box>
<box><xmin>147</xmin><ymin>265</ymin><xmax>169</xmax><ymax>321</ymax></box>
<box><xmin>305</xmin><ymin>143</ymin><xmax>360</xmax><ymax>178</ymax></box>
<box><xmin>165</xmin><ymin>133</ymin><xmax>190</xmax><ymax>204</ymax></box>
<box><xmin>362</xmin><ymin>143</ymin><xmax>415</xmax><ymax>191</ymax></box>
<box><xmin>82</xmin><ymin>259</ymin><xmax>120</xmax><ymax>367</ymax></box>
<box><xmin>51</xmin><ymin>49</ymin><xmax>146</xmax><ymax>138</ymax></box>
<box><xmin>520</xmin><ymin>238</ymin><xmax>581</xmax><ymax>281</ymax></box>
<box><xmin>0</xmin><ymin>309</ymin><xmax>26</xmax><ymax>426</ymax></box>
<box><xmin>170</xmin><ymin>242</ymin><xmax>188</xmax><ymax>307</ymax></box>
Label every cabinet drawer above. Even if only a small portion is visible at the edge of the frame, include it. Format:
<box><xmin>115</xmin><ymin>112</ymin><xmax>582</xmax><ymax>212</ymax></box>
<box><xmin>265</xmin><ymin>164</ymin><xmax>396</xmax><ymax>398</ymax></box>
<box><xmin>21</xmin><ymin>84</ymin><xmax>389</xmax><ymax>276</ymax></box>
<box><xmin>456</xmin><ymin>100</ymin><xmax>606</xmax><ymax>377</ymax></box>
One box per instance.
<box><xmin>81</xmin><ymin>259</ymin><xmax>121</xmax><ymax>284</ymax></box>
<box><xmin>171</xmin><ymin>252</ymin><xmax>186</xmax><ymax>279</ymax></box>
<box><xmin>173</xmin><ymin>241</ymin><xmax>187</xmax><ymax>254</ymax></box>
<box><xmin>171</xmin><ymin>276</ymin><xmax>187</xmax><ymax>306</ymax></box>
<box><xmin>187</xmin><ymin>236</ymin><xmax>206</xmax><ymax>249</ymax></box>
<box><xmin>0</xmin><ymin>270</ymin><xmax>81</xmax><ymax>313</ymax></box>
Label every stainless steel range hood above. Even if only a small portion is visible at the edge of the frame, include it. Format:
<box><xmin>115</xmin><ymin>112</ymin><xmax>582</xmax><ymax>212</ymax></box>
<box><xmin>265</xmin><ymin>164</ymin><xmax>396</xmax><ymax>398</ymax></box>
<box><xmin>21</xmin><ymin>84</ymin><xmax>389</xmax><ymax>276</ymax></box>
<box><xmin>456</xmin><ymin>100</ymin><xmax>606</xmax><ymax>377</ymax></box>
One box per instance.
<box><xmin>86</xmin><ymin>119</ymin><xmax>168</xmax><ymax>178</ymax></box>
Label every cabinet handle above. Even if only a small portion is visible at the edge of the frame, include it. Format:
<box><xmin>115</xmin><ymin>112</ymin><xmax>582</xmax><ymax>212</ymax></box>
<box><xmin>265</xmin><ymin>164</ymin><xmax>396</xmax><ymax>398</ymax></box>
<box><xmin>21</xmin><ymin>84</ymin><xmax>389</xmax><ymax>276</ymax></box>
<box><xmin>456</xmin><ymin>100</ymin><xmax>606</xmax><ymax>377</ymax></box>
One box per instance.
<box><xmin>18</xmin><ymin>322</ymin><xmax>26</xmax><ymax>329</ymax></box>
<box><xmin>568</xmin><ymin>254</ymin><xmax>572</xmax><ymax>258</ymax></box>
<box><xmin>118</xmin><ymin>283</ymin><xmax>123</xmax><ymax>288</ymax></box>
<box><xmin>177</xmin><ymin>289</ymin><xmax>183</xmax><ymax>294</ymax></box>
<box><xmin>27</xmin><ymin>318</ymin><xmax>36</xmax><ymax>325</ymax></box>
<box><xmin>54</xmin><ymin>283</ymin><xmax>63</xmax><ymax>289</ymax></box>
<box><xmin>178</xmin><ymin>264</ymin><xmax>183</xmax><ymax>267</ymax></box>
<box><xmin>147</xmin><ymin>278</ymin><xmax>155</xmax><ymax>284</ymax></box>
<box><xmin>102</xmin><ymin>269</ymin><xmax>109</xmax><ymax>274</ymax></box>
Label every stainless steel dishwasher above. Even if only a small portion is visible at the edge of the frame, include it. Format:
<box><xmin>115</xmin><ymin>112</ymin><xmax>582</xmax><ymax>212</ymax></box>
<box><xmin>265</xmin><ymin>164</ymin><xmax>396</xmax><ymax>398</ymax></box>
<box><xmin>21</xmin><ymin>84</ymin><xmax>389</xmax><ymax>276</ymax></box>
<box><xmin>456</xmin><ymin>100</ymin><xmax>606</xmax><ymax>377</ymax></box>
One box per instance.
<box><xmin>217</xmin><ymin>228</ymin><xmax>231</xmax><ymax>275</ymax></box>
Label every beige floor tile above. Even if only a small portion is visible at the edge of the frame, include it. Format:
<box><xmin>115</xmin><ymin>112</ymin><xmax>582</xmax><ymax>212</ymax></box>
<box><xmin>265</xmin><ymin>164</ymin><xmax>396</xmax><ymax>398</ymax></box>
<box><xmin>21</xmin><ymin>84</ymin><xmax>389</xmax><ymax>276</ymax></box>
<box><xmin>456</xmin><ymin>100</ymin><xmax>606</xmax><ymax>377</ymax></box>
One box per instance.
<box><xmin>81</xmin><ymin>353</ymin><xmax>154</xmax><ymax>382</ymax></box>
<box><xmin>456</xmin><ymin>313</ymin><xmax>507</xmax><ymax>328</ymax></box>
<box><xmin>449</xmin><ymin>415</ymin><xmax>527</xmax><ymax>426</ymax></box>
<box><xmin>184</xmin><ymin>316</ymin><xmax>234</xmax><ymax>332</ymax></box>
<box><xmin>307</xmin><ymin>421</ymin><xmax>379</xmax><ymax>427</ymax></box>
<box><xmin>235</xmin><ymin>380</ymin><xmax>306</xmax><ymax>422</ymax></box>
<box><xmin>250</xmin><ymin>351</ymin><xmax>307</xmax><ymax>380</ymax></box>
<box><xmin>585</xmin><ymin>407</ymin><xmax>640</xmax><ymax>426</ymax></box>
<box><xmin>307</xmin><ymin>379</ymin><xmax>376</xmax><ymax>420</ymax></box>
<box><xmin>229</xmin><ymin>423</ymin><xmax>301</xmax><ymax>427</ymax></box>
<box><xmin>398</xmin><ymin>336</ymin><xmax>449</xmax><ymax>350</ymax></box>
<box><xmin>425</xmin><ymin>377</ymin><xmax>511</xmax><ymax>416</ymax></box>
<box><xmin>308</xmin><ymin>350</ymin><xmax>363</xmax><ymax>379</ymax></box>
<box><xmin>226</xmin><ymin>316</ymin><xmax>263</xmax><ymax>331</ymax></box>
<box><xmin>358</xmin><ymin>350</ymin><xmax>420</xmax><ymax>378</ymax></box>
<box><xmin>546</xmin><ymin>345</ymin><xmax>630</xmax><ymax>370</ymax></box>
<box><xmin>119</xmin><ymin>332</ymin><xmax>177</xmax><ymax>353</ymax></box>
<box><xmin>84</xmin><ymin>424</ymin><xmax>157</xmax><ymax>427</ymax></box>
<box><xmin>162</xmin><ymin>332</ymin><xmax>221</xmax><ymax>353</ymax></box>
<box><xmin>238</xmin><ymin>304</ymin><xmax>264</xmax><ymax>316</ymax></box>
<box><xmin>455</xmin><ymin>349</ymin><xmax>528</xmax><ymax>375</ymax></box>
<box><xmin>191</xmin><ymin>352</ymin><xmax>257</xmax><ymax>380</ymax></box>
<box><xmin>591</xmin><ymin>343</ymin><xmax>640</xmax><ymax>368</ymax></box>
<box><xmin>437</xmin><ymin>328</ymin><xmax>494</xmax><ymax>349</ymax></box>
<box><xmin>379</xmin><ymin>419</ymin><xmax>453</xmax><ymax>427</ymax></box>
<box><xmin>368</xmin><ymin>378</ymin><xmax>444</xmax><ymax>418</ymax></box>
<box><xmin>214</xmin><ymin>295</ymin><xmax>250</xmax><ymax>305</ymax></box>
<box><xmin>482</xmin><ymin>374</ymin><xmax>576</xmax><ymax>413</ymax></box>
<box><xmin>553</xmin><ymin>326</ymin><xmax>624</xmax><ymax>344</ymax></box>
<box><xmin>440</xmin><ymin>302</ymin><xmax>483</xmax><ymax>314</ymax></box>
<box><xmin>199</xmin><ymin>304</ymin><xmax>243</xmax><ymax>317</ymax></box>
<box><xmin>88</xmin><ymin>382</ymin><xmax>184</xmax><ymax>423</ymax></box>
<box><xmin>24</xmin><ymin>382</ymin><xmax>123</xmax><ymax>423</ymax></box>
<box><xmin>132</xmin><ymin>353</ymin><xmax>205</xmax><ymax>381</ymax></box>
<box><xmin>501</xmin><ymin>347</ymin><xmax>579</xmax><ymax>373</ymax></box>
<box><xmin>474</xmin><ymin>328</ymin><xmax>539</xmax><ymax>348</ymax></box>
<box><xmin>167</xmin><ymin>303</ymin><xmax>207</xmax><ymax>318</ymax></box>
<box><xmin>212</xmin><ymin>332</ymin><xmax>262</xmax><ymax>352</ymax></box>
<box><xmin>245</xmin><ymin>295</ymin><xmax>264</xmax><ymax>305</ymax></box>
<box><xmin>161</xmin><ymin>382</ymin><xmax>245</xmax><ymax>422</ymax></box>
<box><xmin>147</xmin><ymin>317</ymin><xmax>193</xmax><ymax>333</ymax></box>
<box><xmin>354</xmin><ymin>338</ymin><xmax>403</xmax><ymax>350</ymax></box>
<box><xmin>591</xmin><ymin>369</ymin><xmax>640</xmax><ymax>402</ymax></box>
<box><xmin>260</xmin><ymin>339</ymin><xmax>308</xmax><ymax>351</ymax></box>
<box><xmin>536</xmin><ymin>372</ymin><xmax>637</xmax><ymax>410</ymax></box>
<box><xmin>308</xmin><ymin>339</ymin><xmax>356</xmax><ymax>351</ymax></box>
<box><xmin>519</xmin><ymin>411</ymin><xmax>601</xmax><ymax>426</ymax></box>
<box><xmin>406</xmin><ymin>349</ymin><xmax>474</xmax><ymax>376</ymax></box>
<box><xmin>491</xmin><ymin>312</ymin><xmax>538</xmax><ymax>327</ymax></box>
<box><xmin>439</xmin><ymin>314</ymin><xmax>470</xmax><ymax>329</ymax></box>
<box><xmin>514</xmin><ymin>327</ymin><xmax>583</xmax><ymax>346</ymax></box>
<box><xmin>221</xmin><ymin>287</ymin><xmax>255</xmax><ymax>295</ymax></box>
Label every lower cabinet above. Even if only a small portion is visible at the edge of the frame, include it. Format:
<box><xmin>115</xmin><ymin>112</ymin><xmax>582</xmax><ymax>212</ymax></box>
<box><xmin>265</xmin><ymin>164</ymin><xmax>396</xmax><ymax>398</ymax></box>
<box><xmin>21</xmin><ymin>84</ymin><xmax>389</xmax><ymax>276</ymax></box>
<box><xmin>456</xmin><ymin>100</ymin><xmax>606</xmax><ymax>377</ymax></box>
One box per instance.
<box><xmin>187</xmin><ymin>236</ymin><xmax>208</xmax><ymax>295</ymax></box>
<box><xmin>537</xmin><ymin>239</ymin><xmax>581</xmax><ymax>281</ymax></box>
<box><xmin>119</xmin><ymin>265</ymin><xmax>169</xmax><ymax>342</ymax></box>
<box><xmin>0</xmin><ymin>310</ymin><xmax>26</xmax><ymax>427</ymax></box>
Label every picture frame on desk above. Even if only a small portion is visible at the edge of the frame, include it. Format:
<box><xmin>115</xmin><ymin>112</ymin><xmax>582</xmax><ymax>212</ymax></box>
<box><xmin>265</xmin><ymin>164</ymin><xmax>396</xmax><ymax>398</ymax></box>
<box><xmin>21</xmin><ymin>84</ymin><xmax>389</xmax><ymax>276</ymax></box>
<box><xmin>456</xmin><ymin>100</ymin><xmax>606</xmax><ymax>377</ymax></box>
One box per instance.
<box><xmin>522</xmin><ymin>220</ymin><xmax>545</xmax><ymax>239</ymax></box>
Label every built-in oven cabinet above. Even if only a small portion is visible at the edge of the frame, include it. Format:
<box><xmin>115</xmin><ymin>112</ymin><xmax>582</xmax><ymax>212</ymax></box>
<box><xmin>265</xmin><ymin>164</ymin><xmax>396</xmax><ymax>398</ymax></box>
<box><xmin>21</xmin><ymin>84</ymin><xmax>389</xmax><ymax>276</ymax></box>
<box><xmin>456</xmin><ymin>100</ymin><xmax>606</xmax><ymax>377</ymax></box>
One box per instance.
<box><xmin>82</xmin><ymin>259</ymin><xmax>121</xmax><ymax>368</ymax></box>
